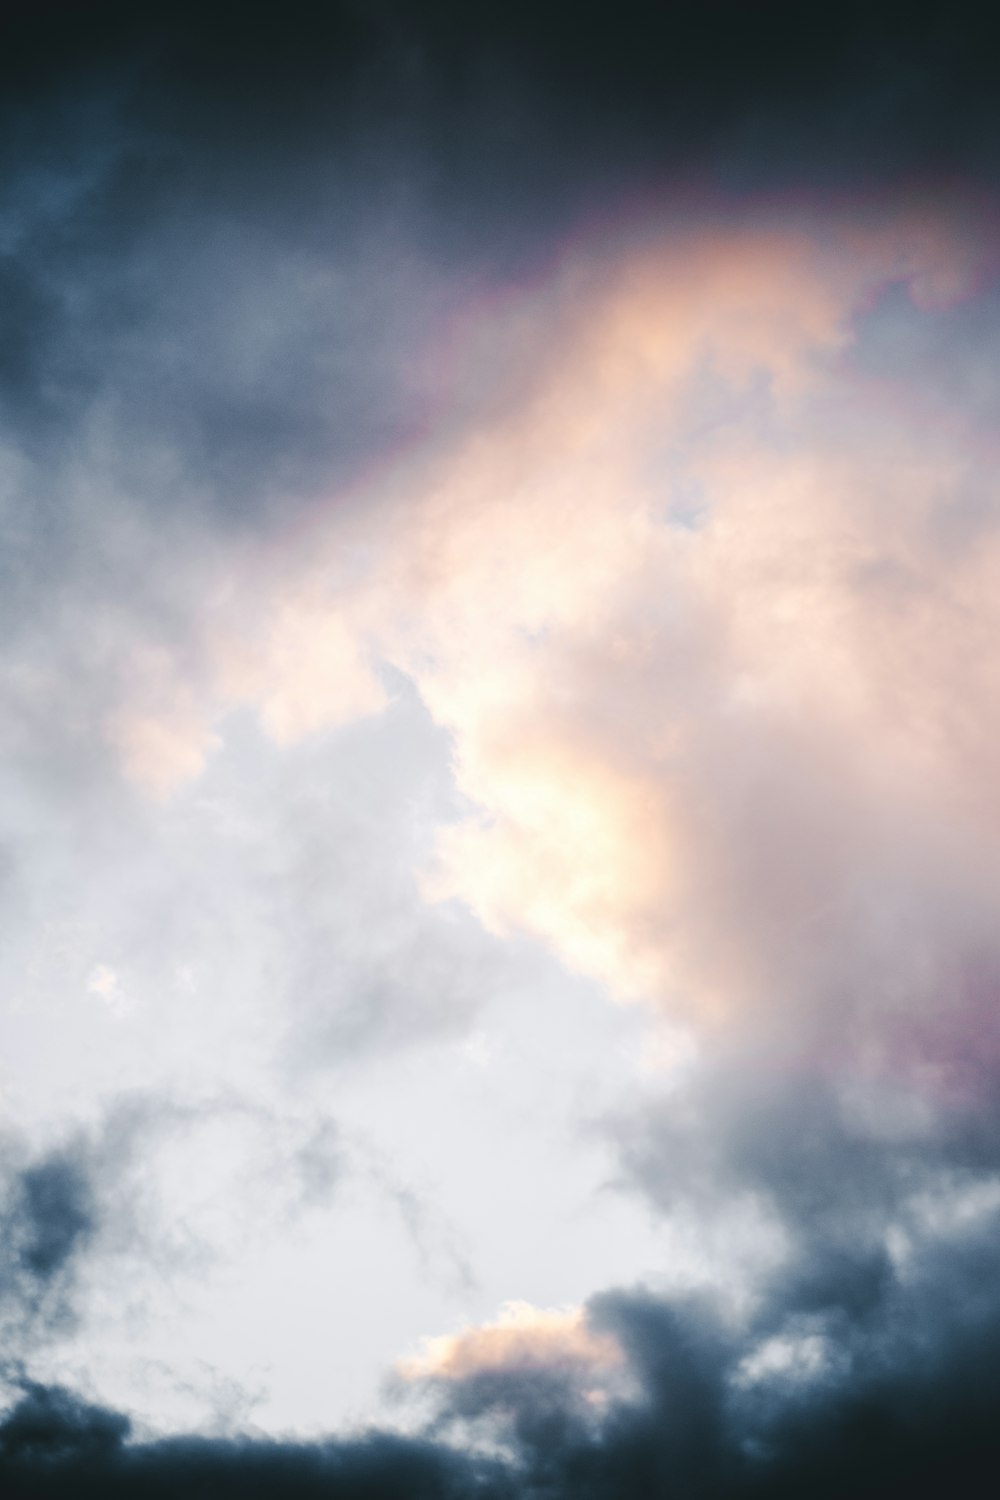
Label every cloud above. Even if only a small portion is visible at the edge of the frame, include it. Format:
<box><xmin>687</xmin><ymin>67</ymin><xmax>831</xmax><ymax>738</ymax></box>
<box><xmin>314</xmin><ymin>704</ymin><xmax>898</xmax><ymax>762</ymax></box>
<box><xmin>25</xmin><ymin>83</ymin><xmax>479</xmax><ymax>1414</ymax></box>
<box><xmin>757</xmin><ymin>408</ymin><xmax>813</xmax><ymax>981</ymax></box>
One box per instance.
<box><xmin>398</xmin><ymin>1300</ymin><xmax>624</xmax><ymax>1398</ymax></box>
<box><xmin>0</xmin><ymin>1147</ymin><xmax>96</xmax><ymax>1339</ymax></box>
<box><xmin>391</xmin><ymin>1209</ymin><xmax>1000</xmax><ymax>1496</ymax></box>
<box><xmin>13</xmin><ymin>1159</ymin><xmax>95</xmax><ymax>1285</ymax></box>
<box><xmin>7</xmin><ymin>1196</ymin><xmax>1000</xmax><ymax>1498</ymax></box>
<box><xmin>394</xmin><ymin>210</ymin><xmax>1000</xmax><ymax>1068</ymax></box>
<box><xmin>2</xmin><ymin>4</ymin><xmax>1000</xmax><ymax>1486</ymax></box>
<box><xmin>0</xmin><ymin>1378</ymin><xmax>507</xmax><ymax>1499</ymax></box>
<box><xmin>182</xmin><ymin>203</ymin><xmax>998</xmax><ymax>1071</ymax></box>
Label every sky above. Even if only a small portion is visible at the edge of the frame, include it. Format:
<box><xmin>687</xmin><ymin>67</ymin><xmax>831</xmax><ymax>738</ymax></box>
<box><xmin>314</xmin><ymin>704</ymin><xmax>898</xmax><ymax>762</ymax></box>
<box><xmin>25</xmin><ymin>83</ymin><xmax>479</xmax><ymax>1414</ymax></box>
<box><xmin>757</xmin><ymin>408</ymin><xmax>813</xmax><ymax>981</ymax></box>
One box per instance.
<box><xmin>2</xmin><ymin>2</ymin><xmax>1000</xmax><ymax>1495</ymax></box>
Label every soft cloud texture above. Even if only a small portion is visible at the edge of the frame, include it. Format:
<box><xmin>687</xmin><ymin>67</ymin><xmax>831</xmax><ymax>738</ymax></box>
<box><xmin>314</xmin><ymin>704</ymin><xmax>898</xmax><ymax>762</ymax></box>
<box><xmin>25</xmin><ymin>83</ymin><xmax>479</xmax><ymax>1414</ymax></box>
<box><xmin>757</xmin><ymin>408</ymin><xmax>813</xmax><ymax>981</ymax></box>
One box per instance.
<box><xmin>3</xmin><ymin>4</ymin><xmax>1000</xmax><ymax>1494</ymax></box>
<box><xmin>141</xmin><ymin>203</ymin><xmax>1000</xmax><ymax>1071</ymax></box>
<box><xmin>400</xmin><ymin>1300</ymin><xmax>624</xmax><ymax>1391</ymax></box>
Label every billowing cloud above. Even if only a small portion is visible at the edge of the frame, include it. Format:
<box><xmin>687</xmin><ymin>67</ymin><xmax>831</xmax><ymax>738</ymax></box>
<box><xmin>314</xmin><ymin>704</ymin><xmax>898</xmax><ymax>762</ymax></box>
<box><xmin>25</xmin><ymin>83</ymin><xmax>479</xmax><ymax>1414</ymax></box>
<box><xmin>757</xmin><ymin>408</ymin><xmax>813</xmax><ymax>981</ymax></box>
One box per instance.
<box><xmin>150</xmin><ymin>203</ymin><xmax>999</xmax><ymax>1075</ymax></box>
<box><xmin>3</xmin><ymin>2</ymin><xmax>1000</xmax><ymax>1494</ymax></box>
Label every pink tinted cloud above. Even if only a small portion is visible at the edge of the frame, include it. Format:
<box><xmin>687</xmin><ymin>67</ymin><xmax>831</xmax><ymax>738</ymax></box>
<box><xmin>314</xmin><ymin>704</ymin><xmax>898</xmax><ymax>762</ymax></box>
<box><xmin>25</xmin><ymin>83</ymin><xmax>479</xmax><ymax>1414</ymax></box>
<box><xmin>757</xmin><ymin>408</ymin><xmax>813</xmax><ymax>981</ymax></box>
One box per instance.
<box><xmin>109</xmin><ymin>199</ymin><xmax>1000</xmax><ymax>1099</ymax></box>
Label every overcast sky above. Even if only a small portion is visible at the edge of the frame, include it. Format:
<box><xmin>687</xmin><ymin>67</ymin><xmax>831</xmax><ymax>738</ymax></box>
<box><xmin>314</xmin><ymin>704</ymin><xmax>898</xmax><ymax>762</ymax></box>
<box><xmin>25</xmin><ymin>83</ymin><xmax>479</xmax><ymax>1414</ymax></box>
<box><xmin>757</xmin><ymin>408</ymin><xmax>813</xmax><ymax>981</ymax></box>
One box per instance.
<box><xmin>2</xmin><ymin>4</ymin><xmax>1000</xmax><ymax>1496</ymax></box>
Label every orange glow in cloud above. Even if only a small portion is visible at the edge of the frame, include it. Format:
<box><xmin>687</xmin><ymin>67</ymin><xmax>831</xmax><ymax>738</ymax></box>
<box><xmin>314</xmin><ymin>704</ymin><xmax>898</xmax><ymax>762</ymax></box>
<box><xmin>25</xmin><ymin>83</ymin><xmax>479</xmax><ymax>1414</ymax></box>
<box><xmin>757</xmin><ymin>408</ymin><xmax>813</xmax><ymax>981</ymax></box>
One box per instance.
<box><xmin>398</xmin><ymin>1300</ymin><xmax>623</xmax><ymax>1387</ymax></box>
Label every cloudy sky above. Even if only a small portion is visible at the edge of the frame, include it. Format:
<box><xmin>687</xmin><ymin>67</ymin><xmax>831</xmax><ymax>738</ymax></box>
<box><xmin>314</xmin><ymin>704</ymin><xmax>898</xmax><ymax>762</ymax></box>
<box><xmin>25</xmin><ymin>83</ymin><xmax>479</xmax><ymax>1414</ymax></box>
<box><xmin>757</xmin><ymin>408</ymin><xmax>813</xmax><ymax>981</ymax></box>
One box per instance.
<box><xmin>2</xmin><ymin>3</ymin><xmax>1000</xmax><ymax>1495</ymax></box>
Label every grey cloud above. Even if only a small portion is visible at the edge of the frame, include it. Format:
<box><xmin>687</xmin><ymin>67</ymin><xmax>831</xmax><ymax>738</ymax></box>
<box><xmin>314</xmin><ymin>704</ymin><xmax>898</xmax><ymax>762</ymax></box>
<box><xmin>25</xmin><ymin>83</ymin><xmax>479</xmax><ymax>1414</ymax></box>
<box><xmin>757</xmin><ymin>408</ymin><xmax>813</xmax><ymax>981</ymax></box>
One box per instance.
<box><xmin>15</xmin><ymin>1158</ymin><xmax>95</xmax><ymax>1284</ymax></box>
<box><xmin>607</xmin><ymin>1060</ymin><xmax>1000</xmax><ymax>1293</ymax></box>
<box><xmin>417</xmin><ymin>1222</ymin><xmax>1000</xmax><ymax>1498</ymax></box>
<box><xmin>0</xmin><ymin>1092</ymin><xmax>346</xmax><ymax>1371</ymax></box>
<box><xmin>1</xmin><ymin>4</ymin><xmax>999</xmax><ymax>1490</ymax></box>
<box><xmin>2</xmin><ymin>0</ymin><xmax>999</xmax><ymax>551</ymax></box>
<box><xmin>358</xmin><ymin>1036</ymin><xmax>1000</xmax><ymax>1491</ymax></box>
<box><xmin>5</xmin><ymin>1210</ymin><xmax>1000</xmax><ymax>1497</ymax></box>
<box><xmin>0</xmin><ymin>1378</ymin><xmax>508</xmax><ymax>1499</ymax></box>
<box><xmin>225</xmin><ymin>694</ymin><xmax>515</xmax><ymax>1070</ymax></box>
<box><xmin>0</xmin><ymin>1147</ymin><xmax>96</xmax><ymax>1338</ymax></box>
<box><xmin>0</xmin><ymin>0</ymin><xmax>997</xmax><ymax>813</ymax></box>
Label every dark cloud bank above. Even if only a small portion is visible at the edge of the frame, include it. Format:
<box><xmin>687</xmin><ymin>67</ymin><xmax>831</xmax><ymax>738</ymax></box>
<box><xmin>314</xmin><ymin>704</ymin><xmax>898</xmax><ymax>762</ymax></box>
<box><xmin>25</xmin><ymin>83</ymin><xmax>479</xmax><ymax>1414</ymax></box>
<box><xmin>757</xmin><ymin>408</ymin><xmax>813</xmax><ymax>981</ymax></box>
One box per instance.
<box><xmin>2</xmin><ymin>1236</ymin><xmax>999</xmax><ymax>1499</ymax></box>
<box><xmin>2</xmin><ymin>1076</ymin><xmax>999</xmax><ymax>1494</ymax></box>
<box><xmin>2</xmin><ymin>0</ymin><xmax>1000</xmax><ymax>532</ymax></box>
<box><xmin>1</xmin><ymin>0</ymin><xmax>998</xmax><ymax>787</ymax></box>
<box><xmin>3</xmin><ymin>3</ymin><xmax>1000</xmax><ymax>1495</ymax></box>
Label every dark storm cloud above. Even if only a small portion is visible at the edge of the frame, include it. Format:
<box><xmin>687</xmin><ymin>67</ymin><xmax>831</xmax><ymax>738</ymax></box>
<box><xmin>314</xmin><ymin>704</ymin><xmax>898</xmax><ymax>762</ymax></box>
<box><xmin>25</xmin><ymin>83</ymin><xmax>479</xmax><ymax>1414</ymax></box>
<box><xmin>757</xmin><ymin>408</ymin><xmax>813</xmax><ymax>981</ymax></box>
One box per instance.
<box><xmin>374</xmin><ymin>1056</ymin><xmax>1000</xmax><ymax>1495</ymax></box>
<box><xmin>0</xmin><ymin>1379</ymin><xmax>510</xmax><ymax>1499</ymax></box>
<box><xmin>11</xmin><ymin>1084</ymin><xmax>990</xmax><ymax>1500</ymax></box>
<box><xmin>0</xmin><ymin>0</ymin><xmax>996</xmax><ymax>790</ymax></box>
<box><xmin>0</xmin><ymin>86</ymin><xmax>444</xmax><ymax>528</ymax></box>
<box><xmin>0</xmin><ymin>960</ymin><xmax>975</xmax><ymax>1494</ymax></box>
<box><xmin>0</xmin><ymin>10</ymin><xmax>452</xmax><ymax>605</ymax></box>
<box><xmin>517</xmin><ymin>1267</ymin><xmax>1000</xmax><ymax>1498</ymax></box>
<box><xmin>2</xmin><ymin>0</ymin><xmax>999</xmax><ymax>537</ymax></box>
<box><xmin>5</xmin><ymin>1213</ymin><xmax>1000</xmax><ymax>1498</ymax></box>
<box><xmin>10</xmin><ymin>3</ymin><xmax>999</xmax><ymax>197</ymax></box>
<box><xmin>406</xmin><ymin>1200</ymin><xmax>1000</xmax><ymax>1498</ymax></box>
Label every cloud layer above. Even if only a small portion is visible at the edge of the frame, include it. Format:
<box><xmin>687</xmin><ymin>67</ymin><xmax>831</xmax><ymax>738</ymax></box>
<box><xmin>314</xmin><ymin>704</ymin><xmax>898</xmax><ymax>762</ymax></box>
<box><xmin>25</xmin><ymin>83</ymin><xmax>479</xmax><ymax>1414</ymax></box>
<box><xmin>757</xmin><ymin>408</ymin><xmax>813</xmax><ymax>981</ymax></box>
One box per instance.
<box><xmin>3</xmin><ymin>3</ymin><xmax>1000</xmax><ymax>1495</ymax></box>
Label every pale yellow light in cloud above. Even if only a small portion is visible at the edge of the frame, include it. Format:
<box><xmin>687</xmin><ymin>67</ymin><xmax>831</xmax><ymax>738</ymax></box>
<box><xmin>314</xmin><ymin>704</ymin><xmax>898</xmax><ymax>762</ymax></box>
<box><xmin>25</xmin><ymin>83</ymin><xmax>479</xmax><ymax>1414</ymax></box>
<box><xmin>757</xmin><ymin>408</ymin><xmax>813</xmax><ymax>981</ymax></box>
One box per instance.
<box><xmin>425</xmin><ymin>740</ymin><xmax>674</xmax><ymax>1000</ymax></box>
